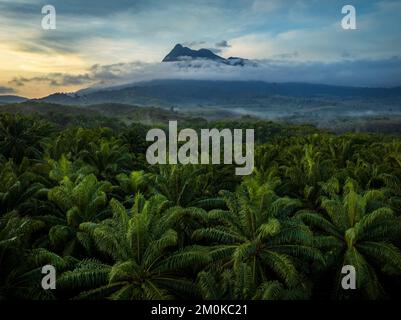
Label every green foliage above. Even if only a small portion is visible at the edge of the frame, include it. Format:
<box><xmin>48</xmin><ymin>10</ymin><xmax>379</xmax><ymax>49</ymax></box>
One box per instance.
<box><xmin>149</xmin><ymin>165</ymin><xmax>228</xmax><ymax>208</ymax></box>
<box><xmin>298</xmin><ymin>180</ymin><xmax>401</xmax><ymax>299</ymax></box>
<box><xmin>45</xmin><ymin>174</ymin><xmax>112</xmax><ymax>256</ymax></box>
<box><xmin>0</xmin><ymin>113</ymin><xmax>54</xmax><ymax>163</ymax></box>
<box><xmin>79</xmin><ymin>139</ymin><xmax>133</xmax><ymax>181</ymax></box>
<box><xmin>193</xmin><ymin>179</ymin><xmax>322</xmax><ymax>291</ymax></box>
<box><xmin>64</xmin><ymin>197</ymin><xmax>207</xmax><ymax>299</ymax></box>
<box><xmin>0</xmin><ymin>212</ymin><xmax>45</xmax><ymax>299</ymax></box>
<box><xmin>0</xmin><ymin>158</ymin><xmax>47</xmax><ymax>216</ymax></box>
<box><xmin>1</xmin><ymin>113</ymin><xmax>401</xmax><ymax>300</ymax></box>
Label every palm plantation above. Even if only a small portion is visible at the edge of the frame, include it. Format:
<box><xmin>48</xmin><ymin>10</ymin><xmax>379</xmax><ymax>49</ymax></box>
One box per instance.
<box><xmin>1</xmin><ymin>112</ymin><xmax>401</xmax><ymax>300</ymax></box>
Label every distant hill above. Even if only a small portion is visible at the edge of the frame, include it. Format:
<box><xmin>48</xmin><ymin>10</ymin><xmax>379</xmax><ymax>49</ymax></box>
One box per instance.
<box><xmin>3</xmin><ymin>97</ymin><xmax>401</xmax><ymax>136</ymax></box>
<box><xmin>35</xmin><ymin>80</ymin><xmax>401</xmax><ymax>107</ymax></box>
<box><xmin>0</xmin><ymin>95</ymin><xmax>27</xmax><ymax>105</ymax></box>
<box><xmin>0</xmin><ymin>101</ymin><xmax>101</xmax><ymax>117</ymax></box>
<box><xmin>0</xmin><ymin>101</ymin><xmax>197</xmax><ymax>126</ymax></box>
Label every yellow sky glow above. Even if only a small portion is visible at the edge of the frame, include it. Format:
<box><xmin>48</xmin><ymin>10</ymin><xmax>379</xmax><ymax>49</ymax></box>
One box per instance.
<box><xmin>0</xmin><ymin>42</ymin><xmax>89</xmax><ymax>98</ymax></box>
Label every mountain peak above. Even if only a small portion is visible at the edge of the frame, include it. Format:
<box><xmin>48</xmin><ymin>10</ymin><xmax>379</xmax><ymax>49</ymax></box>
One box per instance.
<box><xmin>162</xmin><ymin>43</ymin><xmax>253</xmax><ymax>66</ymax></box>
<box><xmin>162</xmin><ymin>44</ymin><xmax>226</xmax><ymax>62</ymax></box>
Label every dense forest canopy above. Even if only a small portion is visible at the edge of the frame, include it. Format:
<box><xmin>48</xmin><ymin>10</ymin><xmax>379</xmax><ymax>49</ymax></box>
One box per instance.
<box><xmin>1</xmin><ymin>112</ymin><xmax>401</xmax><ymax>300</ymax></box>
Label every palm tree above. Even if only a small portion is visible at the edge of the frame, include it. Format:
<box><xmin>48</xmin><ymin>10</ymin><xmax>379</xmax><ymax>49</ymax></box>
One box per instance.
<box><xmin>0</xmin><ymin>212</ymin><xmax>47</xmax><ymax>299</ymax></box>
<box><xmin>59</xmin><ymin>196</ymin><xmax>210</xmax><ymax>299</ymax></box>
<box><xmin>379</xmin><ymin>147</ymin><xmax>401</xmax><ymax>213</ymax></box>
<box><xmin>47</xmin><ymin>154</ymin><xmax>94</xmax><ymax>184</ymax></box>
<box><xmin>1</xmin><ymin>247</ymin><xmax>71</xmax><ymax>300</ymax></box>
<box><xmin>149</xmin><ymin>165</ymin><xmax>225</xmax><ymax>209</ymax></box>
<box><xmin>281</xmin><ymin>142</ymin><xmax>334</xmax><ymax>206</ymax></box>
<box><xmin>192</xmin><ymin>178</ymin><xmax>323</xmax><ymax>291</ymax></box>
<box><xmin>0</xmin><ymin>159</ymin><xmax>45</xmax><ymax>216</ymax></box>
<box><xmin>328</xmin><ymin>136</ymin><xmax>355</xmax><ymax>168</ymax></box>
<box><xmin>0</xmin><ymin>113</ymin><xmax>53</xmax><ymax>163</ymax></box>
<box><xmin>79</xmin><ymin>139</ymin><xmax>133</xmax><ymax>181</ymax></box>
<box><xmin>44</xmin><ymin>127</ymin><xmax>113</xmax><ymax>161</ymax></box>
<box><xmin>113</xmin><ymin>170</ymin><xmax>151</xmax><ymax>205</ymax></box>
<box><xmin>44</xmin><ymin>174</ymin><xmax>112</xmax><ymax>255</ymax></box>
<box><xmin>298</xmin><ymin>179</ymin><xmax>401</xmax><ymax>299</ymax></box>
<box><xmin>120</xmin><ymin>123</ymin><xmax>151</xmax><ymax>154</ymax></box>
<box><xmin>198</xmin><ymin>263</ymin><xmax>311</xmax><ymax>300</ymax></box>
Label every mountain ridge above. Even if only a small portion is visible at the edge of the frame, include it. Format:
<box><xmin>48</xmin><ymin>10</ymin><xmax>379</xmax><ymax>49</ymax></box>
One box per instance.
<box><xmin>0</xmin><ymin>95</ymin><xmax>27</xmax><ymax>105</ymax></box>
<box><xmin>32</xmin><ymin>79</ymin><xmax>401</xmax><ymax>107</ymax></box>
<box><xmin>163</xmin><ymin>44</ymin><xmax>226</xmax><ymax>62</ymax></box>
<box><xmin>162</xmin><ymin>44</ymin><xmax>250</xmax><ymax>66</ymax></box>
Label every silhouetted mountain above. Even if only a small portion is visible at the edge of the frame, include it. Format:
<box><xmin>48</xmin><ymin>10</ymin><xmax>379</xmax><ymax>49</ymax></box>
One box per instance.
<box><xmin>0</xmin><ymin>95</ymin><xmax>27</xmax><ymax>105</ymax></box>
<box><xmin>31</xmin><ymin>92</ymin><xmax>82</xmax><ymax>105</ymax></box>
<box><xmin>35</xmin><ymin>80</ymin><xmax>401</xmax><ymax>107</ymax></box>
<box><xmin>162</xmin><ymin>44</ymin><xmax>252</xmax><ymax>66</ymax></box>
<box><xmin>162</xmin><ymin>44</ymin><xmax>226</xmax><ymax>62</ymax></box>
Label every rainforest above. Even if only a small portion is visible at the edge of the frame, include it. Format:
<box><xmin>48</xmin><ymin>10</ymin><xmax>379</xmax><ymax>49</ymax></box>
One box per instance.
<box><xmin>1</xmin><ymin>111</ymin><xmax>401</xmax><ymax>301</ymax></box>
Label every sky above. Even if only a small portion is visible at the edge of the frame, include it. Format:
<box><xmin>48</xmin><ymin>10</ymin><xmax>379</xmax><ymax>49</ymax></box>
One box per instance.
<box><xmin>0</xmin><ymin>0</ymin><xmax>401</xmax><ymax>98</ymax></box>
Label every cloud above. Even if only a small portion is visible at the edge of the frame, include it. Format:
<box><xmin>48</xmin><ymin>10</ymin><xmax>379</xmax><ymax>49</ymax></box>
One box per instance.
<box><xmin>272</xmin><ymin>51</ymin><xmax>299</xmax><ymax>59</ymax></box>
<box><xmin>8</xmin><ymin>57</ymin><xmax>401</xmax><ymax>94</ymax></box>
<box><xmin>207</xmin><ymin>48</ymin><xmax>223</xmax><ymax>54</ymax></box>
<box><xmin>10</xmin><ymin>73</ymin><xmax>91</xmax><ymax>87</ymax></box>
<box><xmin>182</xmin><ymin>41</ymin><xmax>206</xmax><ymax>47</ymax></box>
<box><xmin>215</xmin><ymin>40</ymin><xmax>231</xmax><ymax>48</ymax></box>
<box><xmin>0</xmin><ymin>86</ymin><xmax>16</xmax><ymax>94</ymax></box>
<box><xmin>0</xmin><ymin>0</ymin><xmax>147</xmax><ymax>18</ymax></box>
<box><xmin>1</xmin><ymin>0</ymin><xmax>401</xmax><ymax>98</ymax></box>
<box><xmin>1</xmin><ymin>0</ymin><xmax>400</xmax><ymax>66</ymax></box>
